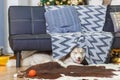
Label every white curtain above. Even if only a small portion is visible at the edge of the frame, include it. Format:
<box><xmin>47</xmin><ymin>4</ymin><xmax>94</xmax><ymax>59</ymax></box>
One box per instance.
<box><xmin>88</xmin><ymin>0</ymin><xmax>103</xmax><ymax>5</ymax></box>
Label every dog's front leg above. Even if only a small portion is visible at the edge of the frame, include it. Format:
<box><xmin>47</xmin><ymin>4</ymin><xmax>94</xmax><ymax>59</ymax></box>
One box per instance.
<box><xmin>54</xmin><ymin>59</ymin><xmax>67</xmax><ymax>68</ymax></box>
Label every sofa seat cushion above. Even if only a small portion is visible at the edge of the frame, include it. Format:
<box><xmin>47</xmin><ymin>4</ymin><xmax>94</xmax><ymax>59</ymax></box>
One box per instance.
<box><xmin>11</xmin><ymin>34</ymin><xmax>51</xmax><ymax>39</ymax></box>
<box><xmin>45</xmin><ymin>6</ymin><xmax>81</xmax><ymax>33</ymax></box>
<box><xmin>9</xmin><ymin>34</ymin><xmax>52</xmax><ymax>51</ymax></box>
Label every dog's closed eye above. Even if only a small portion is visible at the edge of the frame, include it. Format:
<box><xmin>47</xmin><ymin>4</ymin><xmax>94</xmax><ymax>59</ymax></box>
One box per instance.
<box><xmin>72</xmin><ymin>52</ymin><xmax>77</xmax><ymax>54</ymax></box>
<box><xmin>80</xmin><ymin>52</ymin><xmax>84</xmax><ymax>54</ymax></box>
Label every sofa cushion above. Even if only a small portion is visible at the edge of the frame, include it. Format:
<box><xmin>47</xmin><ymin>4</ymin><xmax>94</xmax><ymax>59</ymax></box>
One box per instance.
<box><xmin>9</xmin><ymin>34</ymin><xmax>52</xmax><ymax>51</ymax></box>
<box><xmin>9</xmin><ymin>6</ymin><xmax>46</xmax><ymax>35</ymax></box>
<box><xmin>45</xmin><ymin>6</ymin><xmax>81</xmax><ymax>33</ymax></box>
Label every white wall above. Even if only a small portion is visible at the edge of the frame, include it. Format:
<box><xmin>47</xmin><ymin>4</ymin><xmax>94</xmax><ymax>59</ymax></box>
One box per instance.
<box><xmin>19</xmin><ymin>0</ymin><xmax>40</xmax><ymax>6</ymax></box>
<box><xmin>18</xmin><ymin>0</ymin><xmax>30</xmax><ymax>6</ymax></box>
<box><xmin>88</xmin><ymin>0</ymin><xmax>120</xmax><ymax>5</ymax></box>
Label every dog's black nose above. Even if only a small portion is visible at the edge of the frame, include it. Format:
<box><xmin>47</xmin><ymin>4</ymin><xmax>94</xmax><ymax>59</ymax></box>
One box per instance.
<box><xmin>78</xmin><ymin>57</ymin><xmax>81</xmax><ymax>61</ymax></box>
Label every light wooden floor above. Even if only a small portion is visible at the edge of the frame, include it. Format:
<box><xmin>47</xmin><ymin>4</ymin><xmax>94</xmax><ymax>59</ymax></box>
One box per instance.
<box><xmin>0</xmin><ymin>66</ymin><xmax>28</xmax><ymax>80</ymax></box>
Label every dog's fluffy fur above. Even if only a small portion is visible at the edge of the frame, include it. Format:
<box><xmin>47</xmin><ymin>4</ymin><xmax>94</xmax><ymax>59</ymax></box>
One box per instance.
<box><xmin>7</xmin><ymin>47</ymin><xmax>85</xmax><ymax>67</ymax></box>
<box><xmin>7</xmin><ymin>53</ymin><xmax>53</xmax><ymax>67</ymax></box>
<box><xmin>56</xmin><ymin>47</ymin><xmax>85</xmax><ymax>67</ymax></box>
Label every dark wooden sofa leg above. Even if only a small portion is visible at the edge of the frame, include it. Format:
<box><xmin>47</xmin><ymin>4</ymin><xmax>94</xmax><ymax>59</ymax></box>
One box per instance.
<box><xmin>15</xmin><ymin>51</ymin><xmax>21</xmax><ymax>67</ymax></box>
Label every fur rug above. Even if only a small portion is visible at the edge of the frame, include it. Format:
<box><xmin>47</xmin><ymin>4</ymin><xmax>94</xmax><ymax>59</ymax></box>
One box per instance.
<box><xmin>16</xmin><ymin>62</ymin><xmax>120</xmax><ymax>80</ymax></box>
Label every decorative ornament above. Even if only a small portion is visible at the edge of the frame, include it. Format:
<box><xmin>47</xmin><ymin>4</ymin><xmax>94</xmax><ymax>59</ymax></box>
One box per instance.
<box><xmin>56</xmin><ymin>1</ymin><xmax>60</xmax><ymax>5</ymax></box>
<box><xmin>49</xmin><ymin>0</ymin><xmax>53</xmax><ymax>1</ymax></box>
<box><xmin>67</xmin><ymin>0</ymin><xmax>71</xmax><ymax>5</ymax></box>
<box><xmin>63</xmin><ymin>0</ymin><xmax>67</xmax><ymax>2</ymax></box>
<box><xmin>40</xmin><ymin>0</ymin><xmax>85</xmax><ymax>6</ymax></box>
<box><xmin>46</xmin><ymin>1</ymin><xmax>50</xmax><ymax>5</ymax></box>
<box><xmin>78</xmin><ymin>0</ymin><xmax>83</xmax><ymax>2</ymax></box>
<box><xmin>111</xmin><ymin>49</ymin><xmax>120</xmax><ymax>64</ymax></box>
<box><xmin>71</xmin><ymin>0</ymin><xmax>78</xmax><ymax>5</ymax></box>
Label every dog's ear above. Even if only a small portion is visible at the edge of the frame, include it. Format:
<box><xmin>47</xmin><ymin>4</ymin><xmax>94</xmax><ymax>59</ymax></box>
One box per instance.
<box><xmin>72</xmin><ymin>45</ymin><xmax>78</xmax><ymax>50</ymax></box>
<box><xmin>60</xmin><ymin>53</ymin><xmax>70</xmax><ymax>61</ymax></box>
<box><xmin>82</xmin><ymin>48</ymin><xmax>86</xmax><ymax>52</ymax></box>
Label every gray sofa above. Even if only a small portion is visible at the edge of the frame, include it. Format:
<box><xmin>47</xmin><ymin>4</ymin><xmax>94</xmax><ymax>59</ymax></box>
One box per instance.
<box><xmin>8</xmin><ymin>5</ymin><xmax>120</xmax><ymax>67</ymax></box>
<box><xmin>9</xmin><ymin>6</ymin><xmax>52</xmax><ymax>67</ymax></box>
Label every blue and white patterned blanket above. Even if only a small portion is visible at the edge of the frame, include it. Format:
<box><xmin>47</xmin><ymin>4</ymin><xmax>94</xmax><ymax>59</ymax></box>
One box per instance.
<box><xmin>47</xmin><ymin>5</ymin><xmax>113</xmax><ymax>64</ymax></box>
<box><xmin>50</xmin><ymin>32</ymin><xmax>113</xmax><ymax>64</ymax></box>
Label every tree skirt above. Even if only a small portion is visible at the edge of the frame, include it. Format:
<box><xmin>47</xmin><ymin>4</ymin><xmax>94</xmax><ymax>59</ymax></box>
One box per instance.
<box><xmin>17</xmin><ymin>62</ymin><xmax>120</xmax><ymax>80</ymax></box>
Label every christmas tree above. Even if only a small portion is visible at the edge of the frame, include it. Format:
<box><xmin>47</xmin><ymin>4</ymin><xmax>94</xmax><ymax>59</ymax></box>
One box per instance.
<box><xmin>40</xmin><ymin>0</ymin><xmax>85</xmax><ymax>6</ymax></box>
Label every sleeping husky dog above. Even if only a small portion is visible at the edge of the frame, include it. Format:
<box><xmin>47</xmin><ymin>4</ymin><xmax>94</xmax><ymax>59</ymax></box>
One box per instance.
<box><xmin>7</xmin><ymin>47</ymin><xmax>85</xmax><ymax>67</ymax></box>
<box><xmin>7</xmin><ymin>52</ymin><xmax>53</xmax><ymax>67</ymax></box>
<box><xmin>56</xmin><ymin>47</ymin><xmax>85</xmax><ymax>67</ymax></box>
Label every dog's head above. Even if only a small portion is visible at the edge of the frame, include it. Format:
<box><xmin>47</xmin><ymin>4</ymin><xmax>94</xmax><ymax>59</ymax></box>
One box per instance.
<box><xmin>70</xmin><ymin>47</ymin><xmax>85</xmax><ymax>64</ymax></box>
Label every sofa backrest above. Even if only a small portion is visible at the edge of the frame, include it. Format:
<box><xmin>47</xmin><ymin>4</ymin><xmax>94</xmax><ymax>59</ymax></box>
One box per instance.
<box><xmin>9</xmin><ymin>6</ymin><xmax>46</xmax><ymax>35</ymax></box>
<box><xmin>109</xmin><ymin>5</ymin><xmax>120</xmax><ymax>12</ymax></box>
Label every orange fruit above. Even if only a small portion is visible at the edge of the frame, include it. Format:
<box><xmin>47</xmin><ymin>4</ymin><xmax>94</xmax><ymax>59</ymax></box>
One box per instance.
<box><xmin>28</xmin><ymin>69</ymin><xmax>36</xmax><ymax>77</ymax></box>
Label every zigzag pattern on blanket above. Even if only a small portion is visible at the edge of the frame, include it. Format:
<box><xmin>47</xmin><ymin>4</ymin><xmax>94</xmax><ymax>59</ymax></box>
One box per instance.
<box><xmin>85</xmin><ymin>33</ymin><xmax>113</xmax><ymax>64</ymax></box>
<box><xmin>74</xmin><ymin>5</ymin><xmax>107</xmax><ymax>32</ymax></box>
<box><xmin>51</xmin><ymin>33</ymin><xmax>82</xmax><ymax>59</ymax></box>
<box><xmin>48</xmin><ymin>5</ymin><xmax>112</xmax><ymax>64</ymax></box>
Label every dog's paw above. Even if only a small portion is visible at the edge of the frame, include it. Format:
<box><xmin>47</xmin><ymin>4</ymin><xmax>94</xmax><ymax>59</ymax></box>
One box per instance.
<box><xmin>66</xmin><ymin>62</ymin><xmax>83</xmax><ymax>66</ymax></box>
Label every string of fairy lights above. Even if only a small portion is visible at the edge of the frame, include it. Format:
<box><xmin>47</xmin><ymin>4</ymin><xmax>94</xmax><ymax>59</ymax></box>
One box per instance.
<box><xmin>39</xmin><ymin>0</ymin><xmax>85</xmax><ymax>6</ymax></box>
